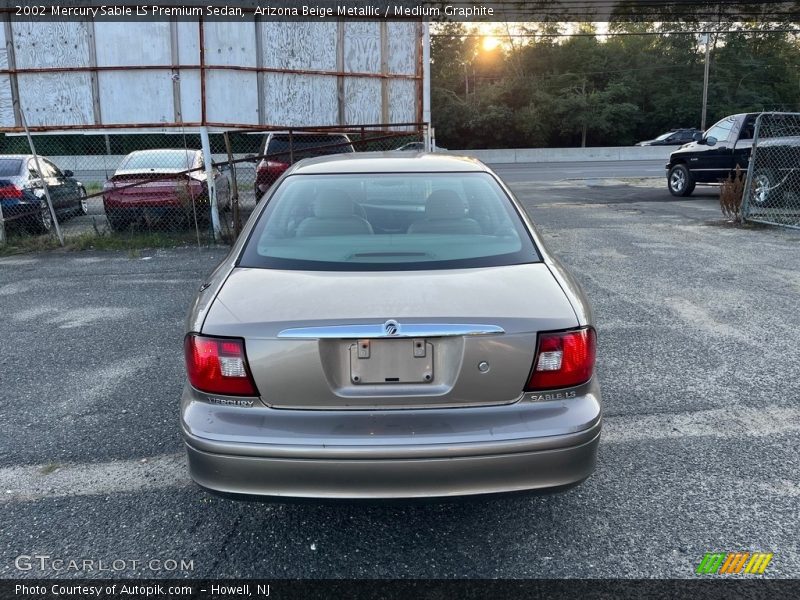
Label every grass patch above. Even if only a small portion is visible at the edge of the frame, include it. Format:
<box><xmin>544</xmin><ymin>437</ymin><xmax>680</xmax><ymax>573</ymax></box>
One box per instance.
<box><xmin>84</xmin><ymin>181</ymin><xmax>104</xmax><ymax>195</ymax></box>
<box><xmin>66</xmin><ymin>230</ymin><xmax>207</xmax><ymax>252</ymax></box>
<box><xmin>39</xmin><ymin>463</ymin><xmax>60</xmax><ymax>475</ymax></box>
<box><xmin>1</xmin><ymin>230</ymin><xmax>216</xmax><ymax>256</ymax></box>
<box><xmin>719</xmin><ymin>165</ymin><xmax>745</xmax><ymax>224</ymax></box>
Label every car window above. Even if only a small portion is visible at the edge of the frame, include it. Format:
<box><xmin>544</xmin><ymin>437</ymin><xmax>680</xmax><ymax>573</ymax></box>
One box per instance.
<box><xmin>265</xmin><ymin>136</ymin><xmax>354</xmax><ymax>160</ymax></box>
<box><xmin>705</xmin><ymin>117</ymin><xmax>736</xmax><ymax>143</ymax></box>
<box><xmin>27</xmin><ymin>159</ymin><xmax>42</xmax><ymax>179</ymax></box>
<box><xmin>739</xmin><ymin>117</ymin><xmax>757</xmax><ymax>140</ymax></box>
<box><xmin>239</xmin><ymin>172</ymin><xmax>540</xmax><ymax>272</ymax></box>
<box><xmin>119</xmin><ymin>150</ymin><xmax>197</xmax><ymax>170</ymax></box>
<box><xmin>44</xmin><ymin>159</ymin><xmax>63</xmax><ymax>178</ymax></box>
<box><xmin>655</xmin><ymin>133</ymin><xmax>672</xmax><ymax>141</ymax></box>
<box><xmin>35</xmin><ymin>160</ymin><xmax>55</xmax><ymax>178</ymax></box>
<box><xmin>0</xmin><ymin>158</ymin><xmax>22</xmax><ymax>177</ymax></box>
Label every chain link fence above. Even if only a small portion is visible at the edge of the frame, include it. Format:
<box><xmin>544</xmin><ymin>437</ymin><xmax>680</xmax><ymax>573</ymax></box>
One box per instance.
<box><xmin>743</xmin><ymin>112</ymin><xmax>800</xmax><ymax>230</ymax></box>
<box><xmin>0</xmin><ymin>124</ymin><xmax>427</xmax><ymax>249</ymax></box>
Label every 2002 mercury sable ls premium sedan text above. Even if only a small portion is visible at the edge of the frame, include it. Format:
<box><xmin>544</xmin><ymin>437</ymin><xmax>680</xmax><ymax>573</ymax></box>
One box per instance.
<box><xmin>181</xmin><ymin>152</ymin><xmax>601</xmax><ymax>500</ymax></box>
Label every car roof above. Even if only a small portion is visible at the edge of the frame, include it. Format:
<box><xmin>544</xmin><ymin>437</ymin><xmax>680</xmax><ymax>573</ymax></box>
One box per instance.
<box><xmin>288</xmin><ymin>151</ymin><xmax>488</xmax><ymax>174</ymax></box>
<box><xmin>124</xmin><ymin>149</ymin><xmax>199</xmax><ymax>155</ymax></box>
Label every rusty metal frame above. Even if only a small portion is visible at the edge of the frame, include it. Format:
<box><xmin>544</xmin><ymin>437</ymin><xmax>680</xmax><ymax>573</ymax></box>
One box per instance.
<box><xmin>0</xmin><ymin>19</ymin><xmax>425</xmax><ymax>133</ymax></box>
<box><xmin>3</xmin><ymin>122</ymin><xmax>426</xmax><ymax>133</ymax></box>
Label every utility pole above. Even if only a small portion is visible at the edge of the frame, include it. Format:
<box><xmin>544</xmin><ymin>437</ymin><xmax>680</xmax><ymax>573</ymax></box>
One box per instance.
<box><xmin>701</xmin><ymin>32</ymin><xmax>712</xmax><ymax>131</ymax></box>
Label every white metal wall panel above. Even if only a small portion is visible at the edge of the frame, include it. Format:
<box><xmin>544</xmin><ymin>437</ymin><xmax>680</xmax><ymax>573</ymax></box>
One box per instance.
<box><xmin>205</xmin><ymin>70</ymin><xmax>258</xmax><ymax>124</ymax></box>
<box><xmin>260</xmin><ymin>22</ymin><xmax>337</xmax><ymax>70</ymax></box>
<box><xmin>388</xmin><ymin>79</ymin><xmax>418</xmax><ymax>124</ymax></box>
<box><xmin>1</xmin><ymin>20</ymin><xmax>420</xmax><ymax>129</ymax></box>
<box><xmin>344</xmin><ymin>22</ymin><xmax>381</xmax><ymax>73</ymax></box>
<box><xmin>0</xmin><ymin>26</ymin><xmax>14</xmax><ymax>127</ymax></box>
<box><xmin>264</xmin><ymin>73</ymin><xmax>338</xmax><ymax>126</ymax></box>
<box><xmin>11</xmin><ymin>22</ymin><xmax>91</xmax><ymax>69</ymax></box>
<box><xmin>204</xmin><ymin>22</ymin><xmax>257</xmax><ymax>67</ymax></box>
<box><xmin>176</xmin><ymin>21</ymin><xmax>202</xmax><ymax>123</ymax></box>
<box><xmin>344</xmin><ymin>78</ymin><xmax>381</xmax><ymax>125</ymax></box>
<box><xmin>96</xmin><ymin>70</ymin><xmax>174</xmax><ymax>124</ymax></box>
<box><xmin>387</xmin><ymin>23</ymin><xmax>418</xmax><ymax>75</ymax></box>
<box><xmin>92</xmin><ymin>23</ymin><xmax>175</xmax><ymax>125</ymax></box>
<box><xmin>94</xmin><ymin>23</ymin><xmax>172</xmax><ymax>67</ymax></box>
<box><xmin>12</xmin><ymin>22</ymin><xmax>95</xmax><ymax>126</ymax></box>
<box><xmin>177</xmin><ymin>70</ymin><xmax>202</xmax><ymax>124</ymax></box>
<box><xmin>176</xmin><ymin>21</ymin><xmax>200</xmax><ymax>64</ymax></box>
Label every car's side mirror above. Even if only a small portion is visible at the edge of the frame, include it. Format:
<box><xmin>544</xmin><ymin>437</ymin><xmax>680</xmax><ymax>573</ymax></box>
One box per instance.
<box><xmin>692</xmin><ymin>132</ymin><xmax>703</xmax><ymax>143</ymax></box>
<box><xmin>63</xmin><ymin>169</ymin><xmax>73</xmax><ymax>178</ymax></box>
<box><xmin>705</xmin><ymin>136</ymin><xmax>718</xmax><ymax>147</ymax></box>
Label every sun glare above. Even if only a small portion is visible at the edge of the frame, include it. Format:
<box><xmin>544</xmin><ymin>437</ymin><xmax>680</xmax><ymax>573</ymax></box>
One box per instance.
<box><xmin>482</xmin><ymin>36</ymin><xmax>500</xmax><ymax>51</ymax></box>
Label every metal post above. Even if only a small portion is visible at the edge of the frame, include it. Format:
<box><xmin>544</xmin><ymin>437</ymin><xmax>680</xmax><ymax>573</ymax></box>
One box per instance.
<box><xmin>422</xmin><ymin>22</ymin><xmax>431</xmax><ymax>150</ymax></box>
<box><xmin>223</xmin><ymin>132</ymin><xmax>241</xmax><ymax>237</ymax></box>
<box><xmin>199</xmin><ymin>126</ymin><xmax>221</xmax><ymax>241</ymax></box>
<box><xmin>17</xmin><ymin>101</ymin><xmax>64</xmax><ymax>246</ymax></box>
<box><xmin>0</xmin><ymin>180</ymin><xmax>5</xmax><ymax>245</ymax></box>
<box><xmin>701</xmin><ymin>33</ymin><xmax>711</xmax><ymax>131</ymax></box>
<box><xmin>741</xmin><ymin>112</ymin><xmax>764</xmax><ymax>222</ymax></box>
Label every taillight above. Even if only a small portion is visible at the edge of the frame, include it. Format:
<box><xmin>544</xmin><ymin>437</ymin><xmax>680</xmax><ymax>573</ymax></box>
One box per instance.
<box><xmin>525</xmin><ymin>327</ymin><xmax>596</xmax><ymax>391</ymax></box>
<box><xmin>0</xmin><ymin>184</ymin><xmax>23</xmax><ymax>198</ymax></box>
<box><xmin>266</xmin><ymin>160</ymin><xmax>289</xmax><ymax>169</ymax></box>
<box><xmin>184</xmin><ymin>334</ymin><xmax>258</xmax><ymax>396</ymax></box>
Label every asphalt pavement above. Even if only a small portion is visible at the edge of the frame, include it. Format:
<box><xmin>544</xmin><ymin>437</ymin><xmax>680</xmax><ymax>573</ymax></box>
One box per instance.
<box><xmin>1</xmin><ymin>166</ymin><xmax>799</xmax><ymax>579</ymax></box>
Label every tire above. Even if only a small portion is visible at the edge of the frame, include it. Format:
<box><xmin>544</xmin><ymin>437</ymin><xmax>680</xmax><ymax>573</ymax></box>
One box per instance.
<box><xmin>28</xmin><ymin>204</ymin><xmax>53</xmax><ymax>235</ymax></box>
<box><xmin>668</xmin><ymin>164</ymin><xmax>695</xmax><ymax>197</ymax></box>
<box><xmin>751</xmin><ymin>168</ymin><xmax>777</xmax><ymax>207</ymax></box>
<box><xmin>75</xmin><ymin>188</ymin><xmax>88</xmax><ymax>216</ymax></box>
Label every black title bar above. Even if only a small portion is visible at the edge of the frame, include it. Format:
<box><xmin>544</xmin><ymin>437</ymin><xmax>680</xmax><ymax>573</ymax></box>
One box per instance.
<box><xmin>0</xmin><ymin>1</ymin><xmax>798</xmax><ymax>22</ymax></box>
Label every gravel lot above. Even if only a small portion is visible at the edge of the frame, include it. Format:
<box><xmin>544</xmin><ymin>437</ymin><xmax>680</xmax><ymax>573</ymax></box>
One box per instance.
<box><xmin>1</xmin><ymin>171</ymin><xmax>798</xmax><ymax>579</ymax></box>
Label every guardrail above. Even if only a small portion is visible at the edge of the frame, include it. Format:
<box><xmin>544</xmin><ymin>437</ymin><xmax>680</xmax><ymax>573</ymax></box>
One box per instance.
<box><xmin>450</xmin><ymin>146</ymin><xmax>674</xmax><ymax>164</ymax></box>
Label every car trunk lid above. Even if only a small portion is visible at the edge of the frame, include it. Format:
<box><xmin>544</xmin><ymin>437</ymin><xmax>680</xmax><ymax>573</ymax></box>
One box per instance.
<box><xmin>202</xmin><ymin>263</ymin><xmax>578</xmax><ymax>409</ymax></box>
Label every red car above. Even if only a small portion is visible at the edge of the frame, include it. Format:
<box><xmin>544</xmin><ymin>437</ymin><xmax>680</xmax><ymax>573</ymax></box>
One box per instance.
<box><xmin>103</xmin><ymin>149</ymin><xmax>230</xmax><ymax>231</ymax></box>
<box><xmin>254</xmin><ymin>133</ymin><xmax>355</xmax><ymax>200</ymax></box>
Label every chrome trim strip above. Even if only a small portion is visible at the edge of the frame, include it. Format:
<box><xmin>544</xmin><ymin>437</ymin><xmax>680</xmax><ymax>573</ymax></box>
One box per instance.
<box><xmin>277</xmin><ymin>323</ymin><xmax>505</xmax><ymax>339</ymax></box>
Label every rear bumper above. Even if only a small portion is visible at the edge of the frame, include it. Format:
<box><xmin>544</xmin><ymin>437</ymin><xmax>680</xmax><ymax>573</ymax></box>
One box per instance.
<box><xmin>181</xmin><ymin>382</ymin><xmax>601</xmax><ymax>499</ymax></box>
<box><xmin>184</xmin><ymin>426</ymin><xmax>599</xmax><ymax>499</ymax></box>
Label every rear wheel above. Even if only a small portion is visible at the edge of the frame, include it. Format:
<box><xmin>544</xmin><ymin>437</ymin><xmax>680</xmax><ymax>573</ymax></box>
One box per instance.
<box><xmin>751</xmin><ymin>168</ymin><xmax>777</xmax><ymax>207</ymax></box>
<box><xmin>28</xmin><ymin>204</ymin><xmax>53</xmax><ymax>234</ymax></box>
<box><xmin>668</xmin><ymin>164</ymin><xmax>695</xmax><ymax>197</ymax></box>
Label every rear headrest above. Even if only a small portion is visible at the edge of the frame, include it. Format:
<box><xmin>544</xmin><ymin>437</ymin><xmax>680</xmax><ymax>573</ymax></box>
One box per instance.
<box><xmin>425</xmin><ymin>190</ymin><xmax>467</xmax><ymax>219</ymax></box>
<box><xmin>313</xmin><ymin>190</ymin><xmax>355</xmax><ymax>218</ymax></box>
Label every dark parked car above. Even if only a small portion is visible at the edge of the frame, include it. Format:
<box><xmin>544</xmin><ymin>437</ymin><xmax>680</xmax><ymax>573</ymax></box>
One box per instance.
<box><xmin>396</xmin><ymin>142</ymin><xmax>448</xmax><ymax>152</ymax></box>
<box><xmin>254</xmin><ymin>133</ymin><xmax>355</xmax><ymax>199</ymax></box>
<box><xmin>636</xmin><ymin>128</ymin><xmax>701</xmax><ymax>146</ymax></box>
<box><xmin>102</xmin><ymin>149</ymin><xmax>230</xmax><ymax>231</ymax></box>
<box><xmin>666</xmin><ymin>114</ymin><xmax>758</xmax><ymax>197</ymax></box>
<box><xmin>0</xmin><ymin>155</ymin><xmax>87</xmax><ymax>233</ymax></box>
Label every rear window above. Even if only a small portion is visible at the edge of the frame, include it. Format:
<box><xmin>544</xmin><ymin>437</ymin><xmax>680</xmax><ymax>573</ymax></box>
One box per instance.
<box><xmin>0</xmin><ymin>159</ymin><xmax>22</xmax><ymax>177</ymax></box>
<box><xmin>238</xmin><ymin>172</ymin><xmax>540</xmax><ymax>271</ymax></box>
<box><xmin>265</xmin><ymin>135</ymin><xmax>354</xmax><ymax>161</ymax></box>
<box><xmin>119</xmin><ymin>150</ymin><xmax>196</xmax><ymax>170</ymax></box>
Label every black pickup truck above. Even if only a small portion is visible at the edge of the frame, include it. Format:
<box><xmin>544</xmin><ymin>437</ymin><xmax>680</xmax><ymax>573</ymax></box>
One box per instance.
<box><xmin>666</xmin><ymin>113</ymin><xmax>757</xmax><ymax>197</ymax></box>
<box><xmin>666</xmin><ymin>112</ymin><xmax>800</xmax><ymax>206</ymax></box>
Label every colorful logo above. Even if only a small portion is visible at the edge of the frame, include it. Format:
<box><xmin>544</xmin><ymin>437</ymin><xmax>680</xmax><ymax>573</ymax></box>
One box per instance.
<box><xmin>696</xmin><ymin>552</ymin><xmax>773</xmax><ymax>575</ymax></box>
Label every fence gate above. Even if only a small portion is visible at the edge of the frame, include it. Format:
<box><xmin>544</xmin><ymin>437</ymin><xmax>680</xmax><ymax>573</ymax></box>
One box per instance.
<box><xmin>742</xmin><ymin>112</ymin><xmax>800</xmax><ymax>229</ymax></box>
